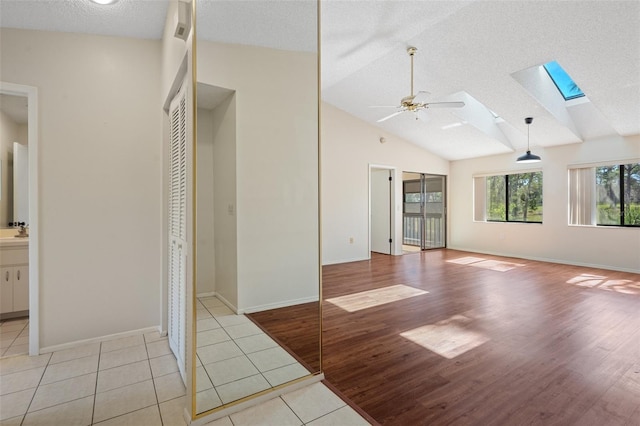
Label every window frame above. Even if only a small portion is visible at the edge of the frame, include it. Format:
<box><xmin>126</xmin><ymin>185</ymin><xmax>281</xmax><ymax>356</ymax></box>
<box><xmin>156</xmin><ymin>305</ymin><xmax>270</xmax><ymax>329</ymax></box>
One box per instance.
<box><xmin>543</xmin><ymin>61</ymin><xmax>585</xmax><ymax>101</ymax></box>
<box><xmin>568</xmin><ymin>160</ymin><xmax>640</xmax><ymax>228</ymax></box>
<box><xmin>595</xmin><ymin>163</ymin><xmax>640</xmax><ymax>228</ymax></box>
<box><xmin>475</xmin><ymin>170</ymin><xmax>543</xmax><ymax>224</ymax></box>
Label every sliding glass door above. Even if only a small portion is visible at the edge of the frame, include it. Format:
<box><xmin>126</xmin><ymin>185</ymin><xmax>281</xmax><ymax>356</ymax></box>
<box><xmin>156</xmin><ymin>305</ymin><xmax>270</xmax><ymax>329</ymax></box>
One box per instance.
<box><xmin>403</xmin><ymin>173</ymin><xmax>446</xmax><ymax>250</ymax></box>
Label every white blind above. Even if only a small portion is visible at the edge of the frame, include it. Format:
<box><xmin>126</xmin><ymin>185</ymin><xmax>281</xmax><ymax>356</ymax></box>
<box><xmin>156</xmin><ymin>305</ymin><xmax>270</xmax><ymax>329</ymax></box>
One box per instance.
<box><xmin>568</xmin><ymin>167</ymin><xmax>595</xmax><ymax>225</ymax></box>
<box><xmin>473</xmin><ymin>176</ymin><xmax>486</xmax><ymax>221</ymax></box>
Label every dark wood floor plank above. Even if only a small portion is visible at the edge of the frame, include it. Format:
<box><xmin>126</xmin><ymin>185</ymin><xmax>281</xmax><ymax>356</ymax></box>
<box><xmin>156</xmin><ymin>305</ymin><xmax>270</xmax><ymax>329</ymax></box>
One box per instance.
<box><xmin>322</xmin><ymin>249</ymin><xmax>640</xmax><ymax>425</ymax></box>
<box><xmin>249</xmin><ymin>249</ymin><xmax>640</xmax><ymax>425</ymax></box>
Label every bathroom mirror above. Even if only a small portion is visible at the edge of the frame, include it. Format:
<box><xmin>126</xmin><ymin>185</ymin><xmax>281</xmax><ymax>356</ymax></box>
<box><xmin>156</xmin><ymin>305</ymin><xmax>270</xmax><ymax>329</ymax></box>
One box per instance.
<box><xmin>0</xmin><ymin>94</ymin><xmax>29</xmax><ymax>229</ymax></box>
<box><xmin>192</xmin><ymin>0</ymin><xmax>320</xmax><ymax>416</ymax></box>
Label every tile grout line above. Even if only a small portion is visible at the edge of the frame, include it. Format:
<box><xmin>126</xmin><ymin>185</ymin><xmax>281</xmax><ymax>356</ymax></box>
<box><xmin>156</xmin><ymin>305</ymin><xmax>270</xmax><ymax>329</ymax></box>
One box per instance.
<box><xmin>90</xmin><ymin>341</ymin><xmax>103</xmax><ymax>426</ymax></box>
<box><xmin>144</xmin><ymin>333</ymin><xmax>164</xmax><ymax>426</ymax></box>
<box><xmin>0</xmin><ymin>319</ymin><xmax>28</xmax><ymax>358</ymax></box>
<box><xmin>196</xmin><ymin>351</ymin><xmax>225</xmax><ymax>412</ymax></box>
<box><xmin>19</xmin><ymin>350</ymin><xmax>53</xmax><ymax>426</ymax></box>
<box><xmin>279</xmin><ymin>395</ymin><xmax>306</xmax><ymax>425</ymax></box>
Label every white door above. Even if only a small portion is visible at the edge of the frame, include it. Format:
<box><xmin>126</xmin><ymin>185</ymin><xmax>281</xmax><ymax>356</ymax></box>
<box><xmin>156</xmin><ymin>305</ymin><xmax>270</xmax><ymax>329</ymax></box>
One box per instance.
<box><xmin>13</xmin><ymin>142</ymin><xmax>29</xmax><ymax>223</ymax></box>
<box><xmin>168</xmin><ymin>81</ymin><xmax>188</xmax><ymax>382</ymax></box>
<box><xmin>371</xmin><ymin>168</ymin><xmax>392</xmax><ymax>254</ymax></box>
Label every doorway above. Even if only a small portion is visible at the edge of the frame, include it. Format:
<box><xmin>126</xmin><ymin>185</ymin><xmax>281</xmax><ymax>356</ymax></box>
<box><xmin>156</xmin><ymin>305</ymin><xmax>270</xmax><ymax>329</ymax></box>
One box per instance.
<box><xmin>370</xmin><ymin>166</ymin><xmax>393</xmax><ymax>255</ymax></box>
<box><xmin>0</xmin><ymin>82</ymin><xmax>39</xmax><ymax>356</ymax></box>
<box><xmin>402</xmin><ymin>172</ymin><xmax>446</xmax><ymax>251</ymax></box>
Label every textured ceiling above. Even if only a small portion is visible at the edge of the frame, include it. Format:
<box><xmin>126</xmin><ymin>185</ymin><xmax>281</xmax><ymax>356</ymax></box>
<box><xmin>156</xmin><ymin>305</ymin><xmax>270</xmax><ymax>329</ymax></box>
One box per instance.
<box><xmin>0</xmin><ymin>0</ymin><xmax>170</xmax><ymax>40</ymax></box>
<box><xmin>321</xmin><ymin>0</ymin><xmax>640</xmax><ymax>160</ymax></box>
<box><xmin>1</xmin><ymin>0</ymin><xmax>638</xmax><ymax>161</ymax></box>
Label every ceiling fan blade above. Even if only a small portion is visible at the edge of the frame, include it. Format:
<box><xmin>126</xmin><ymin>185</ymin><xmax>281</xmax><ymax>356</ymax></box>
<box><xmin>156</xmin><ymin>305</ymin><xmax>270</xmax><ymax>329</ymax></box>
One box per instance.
<box><xmin>415</xmin><ymin>109</ymin><xmax>430</xmax><ymax>122</ymax></box>
<box><xmin>377</xmin><ymin>110</ymin><xmax>405</xmax><ymax>122</ymax></box>
<box><xmin>369</xmin><ymin>105</ymin><xmax>402</xmax><ymax>108</ymax></box>
<box><xmin>412</xmin><ymin>91</ymin><xmax>431</xmax><ymax>104</ymax></box>
<box><xmin>425</xmin><ymin>101</ymin><xmax>466</xmax><ymax>109</ymax></box>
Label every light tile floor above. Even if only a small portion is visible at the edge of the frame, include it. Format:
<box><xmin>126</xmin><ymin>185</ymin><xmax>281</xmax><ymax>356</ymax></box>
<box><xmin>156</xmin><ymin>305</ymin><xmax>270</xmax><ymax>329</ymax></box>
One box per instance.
<box><xmin>195</xmin><ymin>296</ymin><xmax>310</xmax><ymax>413</ymax></box>
<box><xmin>0</xmin><ymin>318</ymin><xmax>29</xmax><ymax>358</ymax></box>
<box><xmin>0</xmin><ymin>330</ymin><xmax>371</xmax><ymax>425</ymax></box>
<box><xmin>0</xmin><ymin>330</ymin><xmax>187</xmax><ymax>425</ymax></box>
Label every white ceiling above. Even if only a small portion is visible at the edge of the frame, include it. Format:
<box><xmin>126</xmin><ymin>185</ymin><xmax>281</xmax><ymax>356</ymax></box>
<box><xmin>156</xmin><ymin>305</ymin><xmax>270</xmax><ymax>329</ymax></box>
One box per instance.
<box><xmin>1</xmin><ymin>0</ymin><xmax>638</xmax><ymax>161</ymax></box>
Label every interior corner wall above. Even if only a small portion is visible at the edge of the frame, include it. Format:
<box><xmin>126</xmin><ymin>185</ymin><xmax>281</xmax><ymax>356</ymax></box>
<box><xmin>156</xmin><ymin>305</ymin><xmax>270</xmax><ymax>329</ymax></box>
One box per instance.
<box><xmin>211</xmin><ymin>94</ymin><xmax>238</xmax><ymax>310</ymax></box>
<box><xmin>0</xmin><ymin>28</ymin><xmax>163</xmax><ymax>348</ymax></box>
<box><xmin>321</xmin><ymin>102</ymin><xmax>450</xmax><ymax>265</ymax></box>
<box><xmin>449</xmin><ymin>134</ymin><xmax>640</xmax><ymax>273</ymax></box>
<box><xmin>196</xmin><ymin>41</ymin><xmax>319</xmax><ymax>313</ymax></box>
<box><xmin>196</xmin><ymin>107</ymin><xmax>215</xmax><ymax>295</ymax></box>
<box><xmin>0</xmin><ymin>110</ymin><xmax>19</xmax><ymax>226</ymax></box>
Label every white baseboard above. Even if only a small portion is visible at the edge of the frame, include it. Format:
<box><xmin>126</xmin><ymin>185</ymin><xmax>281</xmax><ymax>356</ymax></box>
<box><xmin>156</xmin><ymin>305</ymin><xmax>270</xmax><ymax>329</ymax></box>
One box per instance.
<box><xmin>214</xmin><ymin>292</ymin><xmax>238</xmax><ymax>314</ymax></box>
<box><xmin>447</xmin><ymin>246</ymin><xmax>640</xmax><ymax>274</ymax></box>
<box><xmin>196</xmin><ymin>291</ymin><xmax>216</xmax><ymax>298</ymax></box>
<box><xmin>322</xmin><ymin>256</ymin><xmax>369</xmax><ymax>266</ymax></box>
<box><xmin>40</xmin><ymin>326</ymin><xmax>160</xmax><ymax>354</ymax></box>
<box><xmin>239</xmin><ymin>296</ymin><xmax>319</xmax><ymax>315</ymax></box>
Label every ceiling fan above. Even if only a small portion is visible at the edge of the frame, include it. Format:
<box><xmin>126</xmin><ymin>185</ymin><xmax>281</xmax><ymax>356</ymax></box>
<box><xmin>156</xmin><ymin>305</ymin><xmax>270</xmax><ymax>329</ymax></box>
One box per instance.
<box><xmin>373</xmin><ymin>47</ymin><xmax>465</xmax><ymax>122</ymax></box>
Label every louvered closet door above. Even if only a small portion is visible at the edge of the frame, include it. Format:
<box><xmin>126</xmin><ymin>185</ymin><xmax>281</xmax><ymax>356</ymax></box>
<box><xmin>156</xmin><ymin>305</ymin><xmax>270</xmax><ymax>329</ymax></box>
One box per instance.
<box><xmin>168</xmin><ymin>80</ymin><xmax>187</xmax><ymax>382</ymax></box>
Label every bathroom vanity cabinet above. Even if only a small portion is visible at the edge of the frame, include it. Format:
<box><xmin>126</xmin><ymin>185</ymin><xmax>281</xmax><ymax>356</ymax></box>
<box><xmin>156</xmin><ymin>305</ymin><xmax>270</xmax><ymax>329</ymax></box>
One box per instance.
<box><xmin>0</xmin><ymin>240</ymin><xmax>29</xmax><ymax>318</ymax></box>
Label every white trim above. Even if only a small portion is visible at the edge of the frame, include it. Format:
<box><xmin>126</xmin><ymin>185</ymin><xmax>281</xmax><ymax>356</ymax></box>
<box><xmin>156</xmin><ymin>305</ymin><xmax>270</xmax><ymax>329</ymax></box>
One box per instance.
<box><xmin>322</xmin><ymin>256</ymin><xmax>369</xmax><ymax>266</ymax></box>
<box><xmin>447</xmin><ymin>245</ymin><xmax>640</xmax><ymax>274</ymax></box>
<box><xmin>238</xmin><ymin>296</ymin><xmax>320</xmax><ymax>315</ymax></box>
<box><xmin>214</xmin><ymin>292</ymin><xmax>238</xmax><ymax>314</ymax></box>
<box><xmin>567</xmin><ymin>157</ymin><xmax>640</xmax><ymax>170</ymax></box>
<box><xmin>0</xmin><ymin>82</ymin><xmax>39</xmax><ymax>356</ymax></box>
<box><xmin>195</xmin><ymin>291</ymin><xmax>215</xmax><ymax>298</ymax></box>
<box><xmin>472</xmin><ymin>167</ymin><xmax>543</xmax><ymax>178</ymax></box>
<box><xmin>39</xmin><ymin>326</ymin><xmax>159</xmax><ymax>354</ymax></box>
<box><xmin>368</xmin><ymin>164</ymin><xmax>398</xmax><ymax>257</ymax></box>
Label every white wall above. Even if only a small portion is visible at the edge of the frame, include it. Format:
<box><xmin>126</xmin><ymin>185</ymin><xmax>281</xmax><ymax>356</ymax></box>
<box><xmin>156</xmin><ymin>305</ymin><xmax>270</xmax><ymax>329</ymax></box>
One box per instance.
<box><xmin>449</xmin><ymin>134</ymin><xmax>640</xmax><ymax>273</ymax></box>
<box><xmin>196</xmin><ymin>107</ymin><xmax>215</xmax><ymax>295</ymax></box>
<box><xmin>0</xmin><ymin>110</ymin><xmax>19</xmax><ymax>226</ymax></box>
<box><xmin>197</xmin><ymin>41</ymin><xmax>319</xmax><ymax>312</ymax></box>
<box><xmin>211</xmin><ymin>94</ymin><xmax>238</xmax><ymax>309</ymax></box>
<box><xmin>1</xmin><ymin>28</ymin><xmax>162</xmax><ymax>348</ymax></box>
<box><xmin>321</xmin><ymin>103</ymin><xmax>450</xmax><ymax>265</ymax></box>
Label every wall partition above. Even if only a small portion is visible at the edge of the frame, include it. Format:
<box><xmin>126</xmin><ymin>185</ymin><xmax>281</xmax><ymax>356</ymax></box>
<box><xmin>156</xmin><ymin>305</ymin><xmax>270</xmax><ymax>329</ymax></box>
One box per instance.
<box><xmin>190</xmin><ymin>0</ymin><xmax>321</xmax><ymax>420</ymax></box>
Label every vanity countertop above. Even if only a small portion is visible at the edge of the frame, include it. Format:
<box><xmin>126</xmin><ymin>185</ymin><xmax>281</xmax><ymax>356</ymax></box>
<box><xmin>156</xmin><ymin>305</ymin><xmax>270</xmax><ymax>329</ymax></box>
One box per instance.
<box><xmin>0</xmin><ymin>237</ymin><xmax>29</xmax><ymax>248</ymax></box>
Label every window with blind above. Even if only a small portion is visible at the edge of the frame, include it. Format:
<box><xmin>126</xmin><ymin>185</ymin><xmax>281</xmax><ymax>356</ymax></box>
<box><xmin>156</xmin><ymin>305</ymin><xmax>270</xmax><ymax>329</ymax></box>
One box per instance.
<box><xmin>474</xmin><ymin>171</ymin><xmax>543</xmax><ymax>223</ymax></box>
<box><xmin>570</xmin><ymin>163</ymin><xmax>640</xmax><ymax>227</ymax></box>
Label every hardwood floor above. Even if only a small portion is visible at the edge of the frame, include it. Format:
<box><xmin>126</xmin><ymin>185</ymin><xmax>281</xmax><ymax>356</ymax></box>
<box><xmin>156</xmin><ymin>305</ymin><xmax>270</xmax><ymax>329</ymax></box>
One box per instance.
<box><xmin>322</xmin><ymin>250</ymin><xmax>640</xmax><ymax>425</ymax></box>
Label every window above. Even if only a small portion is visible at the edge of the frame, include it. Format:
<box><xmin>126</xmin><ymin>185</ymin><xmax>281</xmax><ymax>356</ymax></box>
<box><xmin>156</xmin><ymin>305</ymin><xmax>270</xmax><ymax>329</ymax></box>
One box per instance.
<box><xmin>569</xmin><ymin>163</ymin><xmax>640</xmax><ymax>227</ymax></box>
<box><xmin>543</xmin><ymin>61</ymin><xmax>585</xmax><ymax>101</ymax></box>
<box><xmin>403</xmin><ymin>180</ymin><xmax>421</xmax><ymax>214</ymax></box>
<box><xmin>475</xmin><ymin>172</ymin><xmax>543</xmax><ymax>223</ymax></box>
<box><xmin>596</xmin><ymin>164</ymin><xmax>640</xmax><ymax>226</ymax></box>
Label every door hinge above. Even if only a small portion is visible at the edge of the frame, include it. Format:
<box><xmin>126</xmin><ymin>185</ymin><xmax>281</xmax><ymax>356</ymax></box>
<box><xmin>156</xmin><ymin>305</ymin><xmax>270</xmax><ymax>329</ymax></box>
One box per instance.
<box><xmin>389</xmin><ymin>176</ymin><xmax>392</xmax><ymax>181</ymax></box>
<box><xmin>389</xmin><ymin>238</ymin><xmax>393</xmax><ymax>243</ymax></box>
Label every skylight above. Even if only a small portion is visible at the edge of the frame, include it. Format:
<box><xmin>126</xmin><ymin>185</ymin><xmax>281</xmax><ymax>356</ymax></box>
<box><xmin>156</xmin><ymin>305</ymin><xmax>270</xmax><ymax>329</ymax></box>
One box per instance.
<box><xmin>543</xmin><ymin>61</ymin><xmax>585</xmax><ymax>100</ymax></box>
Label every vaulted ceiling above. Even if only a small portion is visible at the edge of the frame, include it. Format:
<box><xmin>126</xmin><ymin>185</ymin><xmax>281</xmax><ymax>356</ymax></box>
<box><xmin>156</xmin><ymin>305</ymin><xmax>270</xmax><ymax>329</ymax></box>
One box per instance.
<box><xmin>1</xmin><ymin>0</ymin><xmax>638</xmax><ymax>160</ymax></box>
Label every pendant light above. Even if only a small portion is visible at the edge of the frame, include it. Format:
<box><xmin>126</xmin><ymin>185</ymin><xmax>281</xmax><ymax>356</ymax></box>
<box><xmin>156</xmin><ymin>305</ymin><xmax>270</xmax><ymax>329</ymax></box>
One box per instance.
<box><xmin>516</xmin><ymin>117</ymin><xmax>541</xmax><ymax>163</ymax></box>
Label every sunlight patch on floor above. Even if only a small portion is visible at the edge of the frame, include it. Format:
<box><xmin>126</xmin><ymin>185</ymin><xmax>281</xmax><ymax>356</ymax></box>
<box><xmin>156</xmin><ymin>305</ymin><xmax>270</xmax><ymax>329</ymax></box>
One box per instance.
<box><xmin>447</xmin><ymin>256</ymin><xmax>524</xmax><ymax>272</ymax></box>
<box><xmin>326</xmin><ymin>284</ymin><xmax>428</xmax><ymax>312</ymax></box>
<box><xmin>567</xmin><ymin>274</ymin><xmax>640</xmax><ymax>295</ymax></box>
<box><xmin>402</xmin><ymin>245</ymin><xmax>421</xmax><ymax>254</ymax></box>
<box><xmin>400</xmin><ymin>315</ymin><xmax>489</xmax><ymax>359</ymax></box>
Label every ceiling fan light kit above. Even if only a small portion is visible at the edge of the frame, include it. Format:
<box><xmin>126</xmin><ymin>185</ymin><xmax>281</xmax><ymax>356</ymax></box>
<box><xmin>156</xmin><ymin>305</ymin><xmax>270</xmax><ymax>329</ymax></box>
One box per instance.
<box><xmin>373</xmin><ymin>46</ymin><xmax>465</xmax><ymax>122</ymax></box>
<box><xmin>516</xmin><ymin>117</ymin><xmax>542</xmax><ymax>163</ymax></box>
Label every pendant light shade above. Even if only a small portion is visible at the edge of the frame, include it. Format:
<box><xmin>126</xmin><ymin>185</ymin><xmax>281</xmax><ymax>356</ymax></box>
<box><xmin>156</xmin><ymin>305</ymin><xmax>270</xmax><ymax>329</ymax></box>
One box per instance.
<box><xmin>517</xmin><ymin>117</ymin><xmax>541</xmax><ymax>163</ymax></box>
